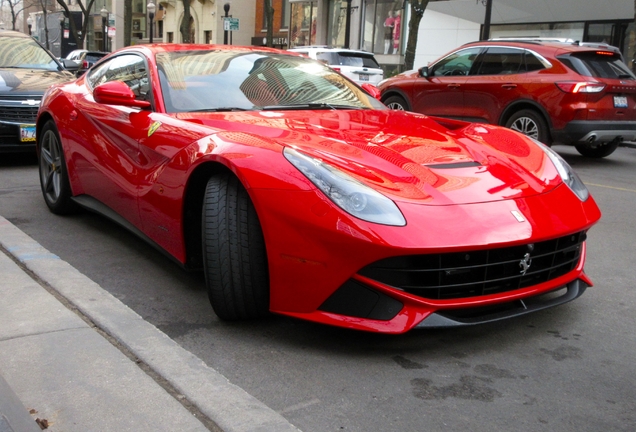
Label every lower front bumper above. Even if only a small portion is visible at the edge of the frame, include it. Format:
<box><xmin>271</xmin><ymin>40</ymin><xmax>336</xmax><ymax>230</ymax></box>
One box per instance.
<box><xmin>415</xmin><ymin>278</ymin><xmax>587</xmax><ymax>328</ymax></box>
<box><xmin>552</xmin><ymin>120</ymin><xmax>636</xmax><ymax>145</ymax></box>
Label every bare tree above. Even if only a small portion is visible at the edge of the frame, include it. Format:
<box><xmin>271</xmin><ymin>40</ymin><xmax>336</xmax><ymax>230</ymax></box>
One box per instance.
<box><xmin>54</xmin><ymin>0</ymin><xmax>97</xmax><ymax>49</ymax></box>
<box><xmin>4</xmin><ymin>0</ymin><xmax>36</xmax><ymax>31</ymax></box>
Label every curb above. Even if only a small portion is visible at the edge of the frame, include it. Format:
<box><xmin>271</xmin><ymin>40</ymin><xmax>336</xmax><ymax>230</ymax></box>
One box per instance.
<box><xmin>0</xmin><ymin>216</ymin><xmax>300</xmax><ymax>432</ymax></box>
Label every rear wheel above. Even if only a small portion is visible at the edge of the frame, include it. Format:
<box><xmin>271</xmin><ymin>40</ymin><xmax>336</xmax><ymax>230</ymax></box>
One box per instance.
<box><xmin>505</xmin><ymin>109</ymin><xmax>550</xmax><ymax>145</ymax></box>
<box><xmin>38</xmin><ymin>120</ymin><xmax>78</xmax><ymax>215</ymax></box>
<box><xmin>202</xmin><ymin>174</ymin><xmax>269</xmax><ymax>320</ymax></box>
<box><xmin>384</xmin><ymin>95</ymin><xmax>408</xmax><ymax>111</ymax></box>
<box><xmin>575</xmin><ymin>141</ymin><xmax>619</xmax><ymax>158</ymax></box>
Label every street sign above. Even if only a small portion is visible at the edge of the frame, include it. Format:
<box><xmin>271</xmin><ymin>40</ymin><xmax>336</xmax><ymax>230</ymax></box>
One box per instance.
<box><xmin>223</xmin><ymin>17</ymin><xmax>239</xmax><ymax>31</ymax></box>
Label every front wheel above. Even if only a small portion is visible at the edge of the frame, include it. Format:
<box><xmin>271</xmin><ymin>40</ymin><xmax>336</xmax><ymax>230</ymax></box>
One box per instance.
<box><xmin>202</xmin><ymin>174</ymin><xmax>270</xmax><ymax>320</ymax></box>
<box><xmin>505</xmin><ymin>109</ymin><xmax>551</xmax><ymax>145</ymax></box>
<box><xmin>384</xmin><ymin>95</ymin><xmax>408</xmax><ymax>111</ymax></box>
<box><xmin>38</xmin><ymin>120</ymin><xmax>78</xmax><ymax>215</ymax></box>
<box><xmin>575</xmin><ymin>142</ymin><xmax>619</xmax><ymax>158</ymax></box>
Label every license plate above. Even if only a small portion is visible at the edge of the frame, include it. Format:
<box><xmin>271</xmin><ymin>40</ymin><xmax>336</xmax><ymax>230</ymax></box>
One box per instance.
<box><xmin>614</xmin><ymin>96</ymin><xmax>628</xmax><ymax>108</ymax></box>
<box><xmin>359</xmin><ymin>74</ymin><xmax>369</xmax><ymax>81</ymax></box>
<box><xmin>20</xmin><ymin>124</ymin><xmax>36</xmax><ymax>142</ymax></box>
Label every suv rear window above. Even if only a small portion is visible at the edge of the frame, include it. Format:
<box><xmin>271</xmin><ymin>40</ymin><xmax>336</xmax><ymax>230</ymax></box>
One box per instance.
<box><xmin>557</xmin><ymin>52</ymin><xmax>636</xmax><ymax>79</ymax></box>
<box><xmin>316</xmin><ymin>52</ymin><xmax>380</xmax><ymax>68</ymax></box>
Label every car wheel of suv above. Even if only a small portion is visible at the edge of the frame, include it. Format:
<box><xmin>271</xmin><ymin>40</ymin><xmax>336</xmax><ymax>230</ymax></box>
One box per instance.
<box><xmin>38</xmin><ymin>120</ymin><xmax>78</xmax><ymax>215</ymax></box>
<box><xmin>505</xmin><ymin>109</ymin><xmax>550</xmax><ymax>145</ymax></box>
<box><xmin>202</xmin><ymin>173</ymin><xmax>270</xmax><ymax>320</ymax></box>
<box><xmin>574</xmin><ymin>142</ymin><xmax>619</xmax><ymax>158</ymax></box>
<box><xmin>384</xmin><ymin>95</ymin><xmax>408</xmax><ymax>111</ymax></box>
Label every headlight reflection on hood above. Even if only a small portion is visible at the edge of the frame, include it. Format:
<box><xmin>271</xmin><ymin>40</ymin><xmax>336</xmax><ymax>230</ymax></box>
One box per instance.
<box><xmin>534</xmin><ymin>139</ymin><xmax>589</xmax><ymax>202</ymax></box>
<box><xmin>283</xmin><ymin>147</ymin><xmax>406</xmax><ymax>226</ymax></box>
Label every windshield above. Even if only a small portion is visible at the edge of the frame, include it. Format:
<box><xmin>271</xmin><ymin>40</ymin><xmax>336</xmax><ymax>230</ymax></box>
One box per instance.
<box><xmin>156</xmin><ymin>50</ymin><xmax>385</xmax><ymax>113</ymax></box>
<box><xmin>558</xmin><ymin>52</ymin><xmax>636</xmax><ymax>80</ymax></box>
<box><xmin>0</xmin><ymin>36</ymin><xmax>60</xmax><ymax>70</ymax></box>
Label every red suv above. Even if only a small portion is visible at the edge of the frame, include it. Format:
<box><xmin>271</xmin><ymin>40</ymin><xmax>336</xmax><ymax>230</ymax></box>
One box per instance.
<box><xmin>378</xmin><ymin>39</ymin><xmax>636</xmax><ymax>158</ymax></box>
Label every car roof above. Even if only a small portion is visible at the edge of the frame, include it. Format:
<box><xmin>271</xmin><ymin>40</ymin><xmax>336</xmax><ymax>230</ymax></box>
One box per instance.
<box><xmin>288</xmin><ymin>46</ymin><xmax>376</xmax><ymax>55</ymax></box>
<box><xmin>463</xmin><ymin>39</ymin><xmax>622</xmax><ymax>55</ymax></box>
<box><xmin>0</xmin><ymin>30</ymin><xmax>32</xmax><ymax>39</ymax></box>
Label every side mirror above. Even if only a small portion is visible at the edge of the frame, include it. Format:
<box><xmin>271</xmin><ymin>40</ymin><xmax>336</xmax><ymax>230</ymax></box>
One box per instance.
<box><xmin>93</xmin><ymin>81</ymin><xmax>151</xmax><ymax>109</ymax></box>
<box><xmin>418</xmin><ymin>66</ymin><xmax>429</xmax><ymax>78</ymax></box>
<box><xmin>361</xmin><ymin>83</ymin><xmax>381</xmax><ymax>100</ymax></box>
<box><xmin>61</xmin><ymin>58</ymin><xmax>80</xmax><ymax>73</ymax></box>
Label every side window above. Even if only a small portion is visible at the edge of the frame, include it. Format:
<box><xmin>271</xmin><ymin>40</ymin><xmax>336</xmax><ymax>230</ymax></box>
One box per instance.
<box><xmin>431</xmin><ymin>48</ymin><xmax>481</xmax><ymax>77</ymax></box>
<box><xmin>476</xmin><ymin>48</ymin><xmax>524</xmax><ymax>75</ymax></box>
<box><xmin>524</xmin><ymin>52</ymin><xmax>547</xmax><ymax>72</ymax></box>
<box><xmin>87</xmin><ymin>54</ymin><xmax>150</xmax><ymax>100</ymax></box>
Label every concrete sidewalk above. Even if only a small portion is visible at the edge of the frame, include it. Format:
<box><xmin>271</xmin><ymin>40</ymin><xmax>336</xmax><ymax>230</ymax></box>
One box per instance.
<box><xmin>0</xmin><ymin>216</ymin><xmax>300</xmax><ymax>432</ymax></box>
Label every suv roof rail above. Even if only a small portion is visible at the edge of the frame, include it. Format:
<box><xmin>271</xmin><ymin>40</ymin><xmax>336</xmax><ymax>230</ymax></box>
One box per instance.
<box><xmin>489</xmin><ymin>37</ymin><xmax>576</xmax><ymax>43</ymax></box>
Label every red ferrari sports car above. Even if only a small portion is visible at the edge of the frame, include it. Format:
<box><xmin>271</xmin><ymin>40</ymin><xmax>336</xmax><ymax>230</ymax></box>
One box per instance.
<box><xmin>36</xmin><ymin>44</ymin><xmax>601</xmax><ymax>333</ymax></box>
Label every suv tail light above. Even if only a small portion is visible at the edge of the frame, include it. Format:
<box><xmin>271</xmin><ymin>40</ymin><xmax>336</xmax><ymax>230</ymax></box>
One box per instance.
<box><xmin>331</xmin><ymin>67</ymin><xmax>341</xmax><ymax>72</ymax></box>
<box><xmin>82</xmin><ymin>60</ymin><xmax>90</xmax><ymax>69</ymax></box>
<box><xmin>556</xmin><ymin>81</ymin><xmax>606</xmax><ymax>93</ymax></box>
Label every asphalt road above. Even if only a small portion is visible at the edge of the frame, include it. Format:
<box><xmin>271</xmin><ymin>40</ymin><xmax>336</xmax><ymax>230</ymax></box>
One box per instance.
<box><xmin>1</xmin><ymin>145</ymin><xmax>635</xmax><ymax>432</ymax></box>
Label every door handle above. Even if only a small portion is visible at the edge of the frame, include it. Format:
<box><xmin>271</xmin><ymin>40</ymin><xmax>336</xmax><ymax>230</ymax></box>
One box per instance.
<box><xmin>447</xmin><ymin>84</ymin><xmax>461</xmax><ymax>89</ymax></box>
<box><xmin>502</xmin><ymin>84</ymin><xmax>517</xmax><ymax>89</ymax></box>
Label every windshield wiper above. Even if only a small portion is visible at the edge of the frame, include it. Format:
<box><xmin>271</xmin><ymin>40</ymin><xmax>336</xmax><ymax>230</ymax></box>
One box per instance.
<box><xmin>261</xmin><ymin>103</ymin><xmax>362</xmax><ymax>111</ymax></box>
<box><xmin>186</xmin><ymin>107</ymin><xmax>249</xmax><ymax>112</ymax></box>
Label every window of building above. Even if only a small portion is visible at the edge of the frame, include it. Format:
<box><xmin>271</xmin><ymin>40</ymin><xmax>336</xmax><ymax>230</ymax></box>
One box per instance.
<box><xmin>361</xmin><ymin>0</ymin><xmax>406</xmax><ymax>55</ymax></box>
<box><xmin>281</xmin><ymin>0</ymin><xmax>290</xmax><ymax>30</ymax></box>
<box><xmin>289</xmin><ymin>1</ymin><xmax>317</xmax><ymax>48</ymax></box>
<box><xmin>167</xmin><ymin>32</ymin><xmax>173</xmax><ymax>43</ymax></box>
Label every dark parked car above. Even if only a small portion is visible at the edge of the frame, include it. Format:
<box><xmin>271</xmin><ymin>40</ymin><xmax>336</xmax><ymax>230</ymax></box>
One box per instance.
<box><xmin>65</xmin><ymin>49</ymin><xmax>108</xmax><ymax>76</ymax></box>
<box><xmin>379</xmin><ymin>39</ymin><xmax>636</xmax><ymax>158</ymax></box>
<box><xmin>0</xmin><ymin>30</ymin><xmax>75</xmax><ymax>153</ymax></box>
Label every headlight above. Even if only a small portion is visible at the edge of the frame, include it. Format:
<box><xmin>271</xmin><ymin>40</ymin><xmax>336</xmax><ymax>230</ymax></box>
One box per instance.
<box><xmin>283</xmin><ymin>147</ymin><xmax>406</xmax><ymax>226</ymax></box>
<box><xmin>534</xmin><ymin>139</ymin><xmax>589</xmax><ymax>201</ymax></box>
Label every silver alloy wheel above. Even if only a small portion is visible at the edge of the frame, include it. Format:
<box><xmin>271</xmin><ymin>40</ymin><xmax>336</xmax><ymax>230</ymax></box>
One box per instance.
<box><xmin>509</xmin><ymin>116</ymin><xmax>539</xmax><ymax>139</ymax></box>
<box><xmin>40</xmin><ymin>129</ymin><xmax>62</xmax><ymax>204</ymax></box>
<box><xmin>387</xmin><ymin>101</ymin><xmax>405</xmax><ymax>110</ymax></box>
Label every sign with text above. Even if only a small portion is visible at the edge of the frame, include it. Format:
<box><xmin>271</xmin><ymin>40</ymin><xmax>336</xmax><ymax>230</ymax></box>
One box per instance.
<box><xmin>223</xmin><ymin>17</ymin><xmax>239</xmax><ymax>31</ymax></box>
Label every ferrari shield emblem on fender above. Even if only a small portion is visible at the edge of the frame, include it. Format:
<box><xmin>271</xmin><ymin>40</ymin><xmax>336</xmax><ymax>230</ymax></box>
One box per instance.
<box><xmin>148</xmin><ymin>121</ymin><xmax>162</xmax><ymax>137</ymax></box>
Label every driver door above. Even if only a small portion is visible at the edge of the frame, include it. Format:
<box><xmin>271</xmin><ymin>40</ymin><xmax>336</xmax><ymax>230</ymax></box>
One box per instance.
<box><xmin>73</xmin><ymin>54</ymin><xmax>152</xmax><ymax>230</ymax></box>
<box><xmin>411</xmin><ymin>47</ymin><xmax>483</xmax><ymax>119</ymax></box>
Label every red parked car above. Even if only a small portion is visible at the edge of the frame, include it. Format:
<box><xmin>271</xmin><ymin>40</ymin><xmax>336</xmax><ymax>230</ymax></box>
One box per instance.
<box><xmin>379</xmin><ymin>39</ymin><xmax>636</xmax><ymax>158</ymax></box>
<box><xmin>36</xmin><ymin>44</ymin><xmax>600</xmax><ymax>333</ymax></box>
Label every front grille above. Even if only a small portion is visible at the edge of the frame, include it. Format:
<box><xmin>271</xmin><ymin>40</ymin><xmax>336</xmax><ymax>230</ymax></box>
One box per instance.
<box><xmin>0</xmin><ymin>106</ymin><xmax>38</xmax><ymax>123</ymax></box>
<box><xmin>358</xmin><ymin>232</ymin><xmax>586</xmax><ymax>300</ymax></box>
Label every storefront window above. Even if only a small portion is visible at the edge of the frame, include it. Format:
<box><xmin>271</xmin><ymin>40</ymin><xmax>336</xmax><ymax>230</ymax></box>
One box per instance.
<box><xmin>327</xmin><ymin>0</ymin><xmax>347</xmax><ymax>47</ymax></box>
<box><xmin>362</xmin><ymin>0</ymin><xmax>405</xmax><ymax>55</ymax></box>
<box><xmin>490</xmin><ymin>22</ymin><xmax>585</xmax><ymax>41</ymax></box>
<box><xmin>281</xmin><ymin>0</ymin><xmax>290</xmax><ymax>30</ymax></box>
<box><xmin>290</xmin><ymin>1</ymin><xmax>317</xmax><ymax>47</ymax></box>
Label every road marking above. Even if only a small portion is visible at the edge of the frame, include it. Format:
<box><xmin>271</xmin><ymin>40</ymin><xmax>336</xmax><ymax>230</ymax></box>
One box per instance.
<box><xmin>586</xmin><ymin>183</ymin><xmax>636</xmax><ymax>193</ymax></box>
<box><xmin>280</xmin><ymin>398</ymin><xmax>321</xmax><ymax>414</ymax></box>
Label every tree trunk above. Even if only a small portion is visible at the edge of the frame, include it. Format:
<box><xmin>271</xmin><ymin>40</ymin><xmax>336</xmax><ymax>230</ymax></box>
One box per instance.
<box><xmin>180</xmin><ymin>0</ymin><xmax>192</xmax><ymax>43</ymax></box>
<box><xmin>265</xmin><ymin>0</ymin><xmax>274</xmax><ymax>47</ymax></box>
<box><xmin>124</xmin><ymin>0</ymin><xmax>132</xmax><ymax>46</ymax></box>
<box><xmin>404</xmin><ymin>0</ymin><xmax>429</xmax><ymax>71</ymax></box>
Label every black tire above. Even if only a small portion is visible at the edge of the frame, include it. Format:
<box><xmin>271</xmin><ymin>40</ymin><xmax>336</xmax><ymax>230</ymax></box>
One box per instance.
<box><xmin>384</xmin><ymin>95</ymin><xmax>408</xmax><ymax>111</ymax></box>
<box><xmin>505</xmin><ymin>109</ymin><xmax>551</xmax><ymax>145</ymax></box>
<box><xmin>575</xmin><ymin>142</ymin><xmax>619</xmax><ymax>158</ymax></box>
<box><xmin>38</xmin><ymin>120</ymin><xmax>78</xmax><ymax>215</ymax></box>
<box><xmin>202</xmin><ymin>173</ymin><xmax>269</xmax><ymax>320</ymax></box>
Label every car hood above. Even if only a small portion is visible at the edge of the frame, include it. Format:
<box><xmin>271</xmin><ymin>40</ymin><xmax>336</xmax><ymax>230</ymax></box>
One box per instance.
<box><xmin>0</xmin><ymin>68</ymin><xmax>73</xmax><ymax>94</ymax></box>
<box><xmin>178</xmin><ymin>109</ymin><xmax>561</xmax><ymax>206</ymax></box>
